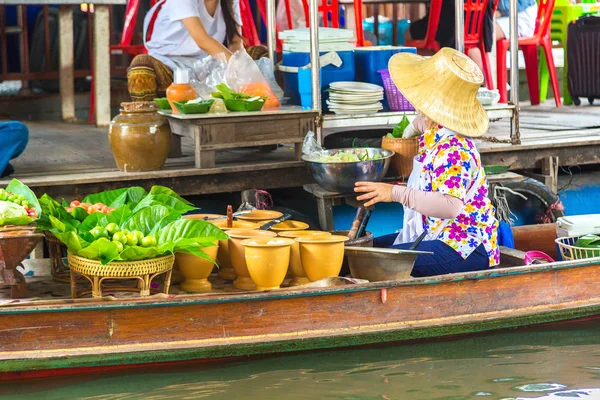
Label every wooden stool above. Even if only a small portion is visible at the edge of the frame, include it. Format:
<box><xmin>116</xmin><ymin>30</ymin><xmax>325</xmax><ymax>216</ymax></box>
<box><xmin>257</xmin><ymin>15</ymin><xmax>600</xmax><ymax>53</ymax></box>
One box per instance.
<box><xmin>68</xmin><ymin>253</ymin><xmax>174</xmax><ymax>299</ymax></box>
<box><xmin>0</xmin><ymin>226</ymin><xmax>43</xmax><ymax>299</ymax></box>
<box><xmin>303</xmin><ymin>184</ymin><xmax>361</xmax><ymax>231</ymax></box>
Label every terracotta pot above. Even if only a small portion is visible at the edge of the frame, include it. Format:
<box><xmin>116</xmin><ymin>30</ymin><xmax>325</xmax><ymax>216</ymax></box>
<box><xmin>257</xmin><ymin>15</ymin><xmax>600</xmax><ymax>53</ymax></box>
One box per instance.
<box><xmin>241</xmin><ymin>237</ymin><xmax>295</xmax><ymax>291</ymax></box>
<box><xmin>211</xmin><ymin>220</ymin><xmax>259</xmax><ymax>281</ymax></box>
<box><xmin>296</xmin><ymin>235</ymin><xmax>349</xmax><ymax>282</ymax></box>
<box><xmin>108</xmin><ymin>102</ymin><xmax>171</xmax><ymax>172</ymax></box>
<box><xmin>381</xmin><ymin>136</ymin><xmax>419</xmax><ymax>179</ymax></box>
<box><xmin>175</xmin><ymin>243</ymin><xmax>219</xmax><ymax>292</ymax></box>
<box><xmin>258</xmin><ymin>220</ymin><xmax>310</xmax><ymax>232</ymax></box>
<box><xmin>228</xmin><ymin>229</ymin><xmax>277</xmax><ymax>290</ymax></box>
<box><xmin>278</xmin><ymin>230</ymin><xmax>332</xmax><ymax>286</ymax></box>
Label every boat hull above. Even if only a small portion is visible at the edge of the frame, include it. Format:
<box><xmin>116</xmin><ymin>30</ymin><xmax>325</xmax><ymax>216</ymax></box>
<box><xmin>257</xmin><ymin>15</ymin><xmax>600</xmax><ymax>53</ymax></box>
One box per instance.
<box><xmin>1</xmin><ymin>257</ymin><xmax>600</xmax><ymax>379</ymax></box>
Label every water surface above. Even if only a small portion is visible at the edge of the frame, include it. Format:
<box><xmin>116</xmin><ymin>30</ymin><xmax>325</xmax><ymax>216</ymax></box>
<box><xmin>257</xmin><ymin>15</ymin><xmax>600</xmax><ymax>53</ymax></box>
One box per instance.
<box><xmin>2</xmin><ymin>321</ymin><xmax>600</xmax><ymax>400</ymax></box>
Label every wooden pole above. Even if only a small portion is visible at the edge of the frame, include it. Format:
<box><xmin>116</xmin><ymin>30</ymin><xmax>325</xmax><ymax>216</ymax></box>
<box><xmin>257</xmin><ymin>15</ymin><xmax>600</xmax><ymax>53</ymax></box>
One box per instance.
<box><xmin>58</xmin><ymin>5</ymin><xmax>75</xmax><ymax>121</ymax></box>
<box><xmin>94</xmin><ymin>5</ymin><xmax>111</xmax><ymax>127</ymax></box>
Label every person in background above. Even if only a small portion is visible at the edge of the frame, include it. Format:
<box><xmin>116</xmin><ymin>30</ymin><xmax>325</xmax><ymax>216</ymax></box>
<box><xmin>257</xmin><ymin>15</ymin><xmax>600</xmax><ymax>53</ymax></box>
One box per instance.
<box><xmin>354</xmin><ymin>48</ymin><xmax>499</xmax><ymax>277</ymax></box>
<box><xmin>127</xmin><ymin>0</ymin><xmax>267</xmax><ymax>101</ymax></box>
<box><xmin>0</xmin><ymin>121</ymin><xmax>29</xmax><ymax>178</ymax></box>
<box><xmin>404</xmin><ymin>0</ymin><xmax>457</xmax><ymax>51</ymax></box>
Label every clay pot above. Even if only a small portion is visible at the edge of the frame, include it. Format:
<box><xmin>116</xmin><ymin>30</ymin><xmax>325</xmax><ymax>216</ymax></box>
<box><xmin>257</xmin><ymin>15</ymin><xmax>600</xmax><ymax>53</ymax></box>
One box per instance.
<box><xmin>211</xmin><ymin>220</ymin><xmax>259</xmax><ymax>281</ymax></box>
<box><xmin>278</xmin><ymin>230</ymin><xmax>332</xmax><ymax>286</ymax></box>
<box><xmin>236</xmin><ymin>210</ymin><xmax>283</xmax><ymax>222</ymax></box>
<box><xmin>109</xmin><ymin>102</ymin><xmax>171</xmax><ymax>172</ymax></box>
<box><xmin>296</xmin><ymin>235</ymin><xmax>349</xmax><ymax>282</ymax></box>
<box><xmin>175</xmin><ymin>243</ymin><xmax>219</xmax><ymax>292</ymax></box>
<box><xmin>228</xmin><ymin>229</ymin><xmax>277</xmax><ymax>290</ymax></box>
<box><xmin>258</xmin><ymin>220</ymin><xmax>310</xmax><ymax>232</ymax></box>
<box><xmin>381</xmin><ymin>136</ymin><xmax>419</xmax><ymax>179</ymax></box>
<box><xmin>241</xmin><ymin>237</ymin><xmax>295</xmax><ymax>291</ymax></box>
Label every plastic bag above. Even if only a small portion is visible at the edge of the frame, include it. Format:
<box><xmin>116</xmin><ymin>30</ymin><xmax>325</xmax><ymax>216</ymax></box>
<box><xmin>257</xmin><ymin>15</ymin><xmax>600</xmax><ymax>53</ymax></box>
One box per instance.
<box><xmin>276</xmin><ymin>0</ymin><xmax>307</xmax><ymax>30</ymax></box>
<box><xmin>256</xmin><ymin>57</ymin><xmax>284</xmax><ymax>100</ymax></box>
<box><xmin>225</xmin><ymin>51</ymin><xmax>280</xmax><ymax>107</ymax></box>
<box><xmin>191</xmin><ymin>53</ymin><xmax>227</xmax><ymax>99</ymax></box>
<box><xmin>302</xmin><ymin>131</ymin><xmax>325</xmax><ymax>159</ymax></box>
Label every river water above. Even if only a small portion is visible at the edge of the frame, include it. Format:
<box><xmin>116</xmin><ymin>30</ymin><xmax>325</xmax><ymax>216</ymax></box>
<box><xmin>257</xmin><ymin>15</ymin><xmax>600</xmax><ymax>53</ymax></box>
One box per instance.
<box><xmin>2</xmin><ymin>321</ymin><xmax>600</xmax><ymax>400</ymax></box>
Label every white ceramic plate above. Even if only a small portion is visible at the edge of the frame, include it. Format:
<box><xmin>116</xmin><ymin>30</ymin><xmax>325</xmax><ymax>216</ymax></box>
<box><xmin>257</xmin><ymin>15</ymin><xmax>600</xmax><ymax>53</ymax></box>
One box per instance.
<box><xmin>329</xmin><ymin>81</ymin><xmax>384</xmax><ymax>93</ymax></box>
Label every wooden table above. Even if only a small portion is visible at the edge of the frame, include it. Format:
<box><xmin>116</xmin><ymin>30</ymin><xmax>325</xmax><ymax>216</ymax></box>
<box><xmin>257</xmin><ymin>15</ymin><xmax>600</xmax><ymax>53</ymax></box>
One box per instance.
<box><xmin>162</xmin><ymin>107</ymin><xmax>319</xmax><ymax>169</ymax></box>
<box><xmin>1</xmin><ymin>0</ymin><xmax>127</xmax><ymax>127</ymax></box>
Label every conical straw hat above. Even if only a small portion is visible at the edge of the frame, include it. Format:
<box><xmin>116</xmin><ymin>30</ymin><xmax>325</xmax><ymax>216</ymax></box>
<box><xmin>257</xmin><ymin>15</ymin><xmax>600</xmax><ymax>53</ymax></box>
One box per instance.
<box><xmin>388</xmin><ymin>47</ymin><xmax>489</xmax><ymax>137</ymax></box>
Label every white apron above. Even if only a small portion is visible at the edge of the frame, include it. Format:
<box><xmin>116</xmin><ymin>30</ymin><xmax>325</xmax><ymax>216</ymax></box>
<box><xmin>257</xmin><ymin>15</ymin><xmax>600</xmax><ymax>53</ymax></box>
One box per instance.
<box><xmin>393</xmin><ymin>131</ymin><xmax>482</xmax><ymax>246</ymax></box>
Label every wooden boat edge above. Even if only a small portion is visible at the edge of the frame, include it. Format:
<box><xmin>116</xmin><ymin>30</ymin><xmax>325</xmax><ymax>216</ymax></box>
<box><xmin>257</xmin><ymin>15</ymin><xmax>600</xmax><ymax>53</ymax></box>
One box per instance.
<box><xmin>2</xmin><ymin>257</ymin><xmax>600</xmax><ymax>314</ymax></box>
<box><xmin>2</xmin><ymin>297</ymin><xmax>600</xmax><ymax>376</ymax></box>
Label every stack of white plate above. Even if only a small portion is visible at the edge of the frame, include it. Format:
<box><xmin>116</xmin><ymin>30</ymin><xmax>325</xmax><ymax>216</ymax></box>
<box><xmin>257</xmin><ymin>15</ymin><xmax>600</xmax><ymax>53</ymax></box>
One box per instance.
<box><xmin>326</xmin><ymin>82</ymin><xmax>384</xmax><ymax>115</ymax></box>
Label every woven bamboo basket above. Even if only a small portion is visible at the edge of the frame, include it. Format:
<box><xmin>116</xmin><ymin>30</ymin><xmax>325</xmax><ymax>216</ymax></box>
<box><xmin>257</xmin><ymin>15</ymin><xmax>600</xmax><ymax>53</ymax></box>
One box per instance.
<box><xmin>45</xmin><ymin>231</ymin><xmax>71</xmax><ymax>283</ymax></box>
<box><xmin>381</xmin><ymin>136</ymin><xmax>419</xmax><ymax>179</ymax></box>
<box><xmin>555</xmin><ymin>236</ymin><xmax>600</xmax><ymax>261</ymax></box>
<box><xmin>68</xmin><ymin>253</ymin><xmax>175</xmax><ymax>298</ymax></box>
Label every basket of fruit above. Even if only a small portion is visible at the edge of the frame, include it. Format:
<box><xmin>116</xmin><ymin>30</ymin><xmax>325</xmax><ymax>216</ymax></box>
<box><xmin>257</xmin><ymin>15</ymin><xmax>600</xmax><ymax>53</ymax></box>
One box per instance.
<box><xmin>41</xmin><ymin>185</ymin><xmax>228</xmax><ymax>298</ymax></box>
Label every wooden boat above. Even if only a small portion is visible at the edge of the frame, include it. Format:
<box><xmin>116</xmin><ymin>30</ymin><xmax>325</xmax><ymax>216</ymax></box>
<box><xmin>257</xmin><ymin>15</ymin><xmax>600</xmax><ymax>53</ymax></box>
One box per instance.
<box><xmin>1</xmin><ymin>223</ymin><xmax>599</xmax><ymax>380</ymax></box>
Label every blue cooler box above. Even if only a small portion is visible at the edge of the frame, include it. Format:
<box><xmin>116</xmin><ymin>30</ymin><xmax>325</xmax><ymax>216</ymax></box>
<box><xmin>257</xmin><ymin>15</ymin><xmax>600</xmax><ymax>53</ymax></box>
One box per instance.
<box><xmin>282</xmin><ymin>50</ymin><xmax>356</xmax><ymax>108</ymax></box>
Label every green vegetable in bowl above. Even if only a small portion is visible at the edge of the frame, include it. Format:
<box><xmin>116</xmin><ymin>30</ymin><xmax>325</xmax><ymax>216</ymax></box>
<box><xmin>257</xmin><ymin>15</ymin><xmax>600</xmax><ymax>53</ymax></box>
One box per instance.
<box><xmin>153</xmin><ymin>98</ymin><xmax>171</xmax><ymax>110</ymax></box>
<box><xmin>316</xmin><ymin>150</ymin><xmax>384</xmax><ymax>163</ymax></box>
<box><xmin>212</xmin><ymin>83</ymin><xmax>267</xmax><ymax>112</ymax></box>
<box><xmin>173</xmin><ymin>99</ymin><xmax>214</xmax><ymax>114</ymax></box>
<box><xmin>0</xmin><ymin>200</ymin><xmax>32</xmax><ymax>226</ymax></box>
<box><xmin>385</xmin><ymin>113</ymin><xmax>411</xmax><ymax>139</ymax></box>
<box><xmin>574</xmin><ymin>234</ymin><xmax>600</xmax><ymax>259</ymax></box>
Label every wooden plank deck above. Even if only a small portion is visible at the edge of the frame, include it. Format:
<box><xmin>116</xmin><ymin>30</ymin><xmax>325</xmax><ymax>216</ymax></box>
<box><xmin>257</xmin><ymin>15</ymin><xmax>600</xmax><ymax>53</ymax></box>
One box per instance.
<box><xmin>2</xmin><ymin>104</ymin><xmax>599</xmax><ymax>198</ymax></box>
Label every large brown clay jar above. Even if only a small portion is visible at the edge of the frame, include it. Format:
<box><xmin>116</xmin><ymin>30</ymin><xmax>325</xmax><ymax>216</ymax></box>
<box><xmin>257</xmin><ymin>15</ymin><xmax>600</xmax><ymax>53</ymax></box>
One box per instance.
<box><xmin>109</xmin><ymin>102</ymin><xmax>171</xmax><ymax>172</ymax></box>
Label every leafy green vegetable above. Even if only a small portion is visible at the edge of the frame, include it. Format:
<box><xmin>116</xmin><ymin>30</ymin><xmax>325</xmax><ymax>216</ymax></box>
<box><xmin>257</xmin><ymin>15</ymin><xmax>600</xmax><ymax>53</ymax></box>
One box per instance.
<box><xmin>575</xmin><ymin>234</ymin><xmax>600</xmax><ymax>258</ymax></box>
<box><xmin>0</xmin><ymin>200</ymin><xmax>32</xmax><ymax>226</ymax></box>
<box><xmin>6</xmin><ymin>179</ymin><xmax>41</xmax><ymax>217</ymax></box>
<box><xmin>388</xmin><ymin>113</ymin><xmax>411</xmax><ymax>139</ymax></box>
<box><xmin>82</xmin><ymin>187</ymin><xmax>147</xmax><ymax>209</ymax></box>
<box><xmin>124</xmin><ymin>205</ymin><xmax>182</xmax><ymax>236</ymax></box>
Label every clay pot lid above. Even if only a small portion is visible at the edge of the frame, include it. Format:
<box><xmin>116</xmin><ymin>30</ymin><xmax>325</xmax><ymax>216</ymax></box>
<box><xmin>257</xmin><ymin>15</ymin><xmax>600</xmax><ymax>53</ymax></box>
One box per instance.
<box><xmin>120</xmin><ymin>101</ymin><xmax>158</xmax><ymax>112</ymax></box>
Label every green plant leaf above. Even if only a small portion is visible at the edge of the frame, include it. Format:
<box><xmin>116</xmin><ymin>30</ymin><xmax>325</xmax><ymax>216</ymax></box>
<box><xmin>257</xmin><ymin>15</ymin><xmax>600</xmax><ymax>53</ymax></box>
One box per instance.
<box><xmin>99</xmin><ymin>205</ymin><xmax>133</xmax><ymax>227</ymax></box>
<box><xmin>77</xmin><ymin>238</ymin><xmax>121</xmax><ymax>265</ymax></box>
<box><xmin>119</xmin><ymin>245</ymin><xmax>160</xmax><ymax>261</ymax></box>
<box><xmin>133</xmin><ymin>194</ymin><xmax>196</xmax><ymax>215</ymax></box>
<box><xmin>124</xmin><ymin>204</ymin><xmax>181</xmax><ymax>236</ymax></box>
<box><xmin>83</xmin><ymin>187</ymin><xmax>148</xmax><ymax>208</ymax></box>
<box><xmin>78</xmin><ymin>212</ymin><xmax>105</xmax><ymax>240</ymax></box>
<box><xmin>70</xmin><ymin>207</ymin><xmax>90</xmax><ymax>222</ymax></box>
<box><xmin>37</xmin><ymin>194</ymin><xmax>80</xmax><ymax>231</ymax></box>
<box><xmin>390</xmin><ymin>113</ymin><xmax>410</xmax><ymax>138</ymax></box>
<box><xmin>6</xmin><ymin>179</ymin><xmax>41</xmax><ymax>217</ymax></box>
<box><xmin>157</xmin><ymin>219</ymin><xmax>228</xmax><ymax>245</ymax></box>
<box><xmin>149</xmin><ymin>186</ymin><xmax>194</xmax><ymax>206</ymax></box>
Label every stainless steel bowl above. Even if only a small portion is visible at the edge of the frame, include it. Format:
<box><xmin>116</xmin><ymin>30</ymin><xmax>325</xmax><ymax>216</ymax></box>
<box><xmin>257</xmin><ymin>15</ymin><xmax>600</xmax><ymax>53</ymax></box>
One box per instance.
<box><xmin>302</xmin><ymin>148</ymin><xmax>394</xmax><ymax>193</ymax></box>
<box><xmin>345</xmin><ymin>247</ymin><xmax>432</xmax><ymax>282</ymax></box>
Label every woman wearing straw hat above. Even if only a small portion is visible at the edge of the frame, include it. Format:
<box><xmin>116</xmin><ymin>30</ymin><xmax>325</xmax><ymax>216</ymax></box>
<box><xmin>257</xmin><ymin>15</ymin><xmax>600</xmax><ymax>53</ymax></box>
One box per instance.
<box><xmin>355</xmin><ymin>48</ymin><xmax>499</xmax><ymax>277</ymax></box>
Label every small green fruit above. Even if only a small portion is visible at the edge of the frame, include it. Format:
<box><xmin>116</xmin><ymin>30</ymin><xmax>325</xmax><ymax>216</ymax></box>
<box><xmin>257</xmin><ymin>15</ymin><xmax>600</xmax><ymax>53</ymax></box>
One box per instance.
<box><xmin>112</xmin><ymin>232</ymin><xmax>127</xmax><ymax>245</ymax></box>
<box><xmin>114</xmin><ymin>241</ymin><xmax>124</xmax><ymax>252</ymax></box>
<box><xmin>126</xmin><ymin>234</ymin><xmax>138</xmax><ymax>246</ymax></box>
<box><xmin>105</xmin><ymin>223</ymin><xmax>119</xmax><ymax>235</ymax></box>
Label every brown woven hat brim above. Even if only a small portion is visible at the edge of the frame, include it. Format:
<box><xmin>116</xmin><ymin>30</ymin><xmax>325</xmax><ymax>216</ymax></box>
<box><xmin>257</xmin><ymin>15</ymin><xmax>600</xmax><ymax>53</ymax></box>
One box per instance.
<box><xmin>388</xmin><ymin>49</ymin><xmax>489</xmax><ymax>138</ymax></box>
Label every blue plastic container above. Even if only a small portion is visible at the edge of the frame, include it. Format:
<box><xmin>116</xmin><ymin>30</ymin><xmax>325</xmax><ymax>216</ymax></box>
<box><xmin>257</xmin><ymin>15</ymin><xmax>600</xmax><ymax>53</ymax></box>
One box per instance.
<box><xmin>282</xmin><ymin>50</ymin><xmax>356</xmax><ymax>107</ymax></box>
<box><xmin>363</xmin><ymin>19</ymin><xmax>411</xmax><ymax>45</ymax></box>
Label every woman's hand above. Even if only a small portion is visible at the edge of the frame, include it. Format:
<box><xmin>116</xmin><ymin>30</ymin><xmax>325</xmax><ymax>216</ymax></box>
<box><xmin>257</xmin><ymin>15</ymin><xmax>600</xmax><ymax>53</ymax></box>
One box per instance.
<box><xmin>354</xmin><ymin>182</ymin><xmax>394</xmax><ymax>207</ymax></box>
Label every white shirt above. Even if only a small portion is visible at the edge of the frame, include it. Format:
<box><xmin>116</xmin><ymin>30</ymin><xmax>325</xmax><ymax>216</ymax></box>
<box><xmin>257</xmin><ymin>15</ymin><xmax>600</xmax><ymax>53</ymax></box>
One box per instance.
<box><xmin>144</xmin><ymin>0</ymin><xmax>242</xmax><ymax>69</ymax></box>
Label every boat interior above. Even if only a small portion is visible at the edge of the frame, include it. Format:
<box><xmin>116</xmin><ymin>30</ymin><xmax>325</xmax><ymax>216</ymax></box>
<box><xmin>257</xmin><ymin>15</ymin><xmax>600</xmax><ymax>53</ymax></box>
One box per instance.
<box><xmin>0</xmin><ymin>224</ymin><xmax>562</xmax><ymax>307</ymax></box>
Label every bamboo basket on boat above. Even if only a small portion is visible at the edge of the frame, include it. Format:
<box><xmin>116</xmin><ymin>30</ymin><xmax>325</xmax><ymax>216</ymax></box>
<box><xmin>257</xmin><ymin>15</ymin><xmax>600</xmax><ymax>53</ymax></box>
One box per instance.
<box><xmin>68</xmin><ymin>253</ymin><xmax>174</xmax><ymax>299</ymax></box>
<box><xmin>555</xmin><ymin>236</ymin><xmax>600</xmax><ymax>261</ymax></box>
<box><xmin>381</xmin><ymin>136</ymin><xmax>419</xmax><ymax>179</ymax></box>
<box><xmin>45</xmin><ymin>231</ymin><xmax>71</xmax><ymax>283</ymax></box>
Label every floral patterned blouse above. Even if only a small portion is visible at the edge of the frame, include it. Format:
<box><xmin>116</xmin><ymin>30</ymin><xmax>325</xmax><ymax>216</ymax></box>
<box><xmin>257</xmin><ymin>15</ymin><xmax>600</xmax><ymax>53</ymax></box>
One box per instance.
<box><xmin>417</xmin><ymin>125</ymin><xmax>499</xmax><ymax>266</ymax></box>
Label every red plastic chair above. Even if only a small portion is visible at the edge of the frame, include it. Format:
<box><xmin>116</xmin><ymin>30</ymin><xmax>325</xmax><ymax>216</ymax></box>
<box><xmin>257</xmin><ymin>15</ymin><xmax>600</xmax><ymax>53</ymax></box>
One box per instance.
<box><xmin>404</xmin><ymin>0</ymin><xmax>443</xmax><ymax>53</ymax></box>
<box><xmin>496</xmin><ymin>0</ymin><xmax>561</xmax><ymax>106</ymax></box>
<box><xmin>464</xmin><ymin>0</ymin><xmax>495</xmax><ymax>89</ymax></box>
<box><xmin>90</xmin><ymin>0</ymin><xmax>155</xmax><ymax>124</ymax></box>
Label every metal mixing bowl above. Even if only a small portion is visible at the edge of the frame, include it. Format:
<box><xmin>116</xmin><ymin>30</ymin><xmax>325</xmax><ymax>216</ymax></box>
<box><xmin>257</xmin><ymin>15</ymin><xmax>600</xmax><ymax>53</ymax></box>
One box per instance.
<box><xmin>302</xmin><ymin>148</ymin><xmax>394</xmax><ymax>193</ymax></box>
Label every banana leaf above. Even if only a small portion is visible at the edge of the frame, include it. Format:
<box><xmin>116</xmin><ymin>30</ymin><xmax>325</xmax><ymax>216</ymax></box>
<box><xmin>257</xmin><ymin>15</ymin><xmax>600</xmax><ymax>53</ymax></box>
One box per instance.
<box><xmin>5</xmin><ymin>179</ymin><xmax>41</xmax><ymax>217</ymax></box>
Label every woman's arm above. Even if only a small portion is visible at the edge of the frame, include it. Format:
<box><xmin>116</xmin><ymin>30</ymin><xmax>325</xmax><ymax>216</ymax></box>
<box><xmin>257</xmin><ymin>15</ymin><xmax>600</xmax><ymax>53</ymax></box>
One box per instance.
<box><xmin>354</xmin><ymin>182</ymin><xmax>463</xmax><ymax>219</ymax></box>
<box><xmin>181</xmin><ymin>17</ymin><xmax>233</xmax><ymax>59</ymax></box>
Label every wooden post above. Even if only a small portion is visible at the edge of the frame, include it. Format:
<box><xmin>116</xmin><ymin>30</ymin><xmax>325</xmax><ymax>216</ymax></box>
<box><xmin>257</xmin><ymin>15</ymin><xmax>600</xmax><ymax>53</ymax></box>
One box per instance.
<box><xmin>58</xmin><ymin>5</ymin><xmax>75</xmax><ymax>122</ymax></box>
<box><xmin>94</xmin><ymin>5</ymin><xmax>111</xmax><ymax>127</ymax></box>
<box><xmin>541</xmin><ymin>156</ymin><xmax>559</xmax><ymax>194</ymax></box>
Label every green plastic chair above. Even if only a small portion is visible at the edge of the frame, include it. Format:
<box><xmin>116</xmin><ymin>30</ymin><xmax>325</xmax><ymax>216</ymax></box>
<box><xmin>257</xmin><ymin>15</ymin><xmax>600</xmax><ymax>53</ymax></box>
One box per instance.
<box><xmin>539</xmin><ymin>1</ymin><xmax>600</xmax><ymax>105</ymax></box>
